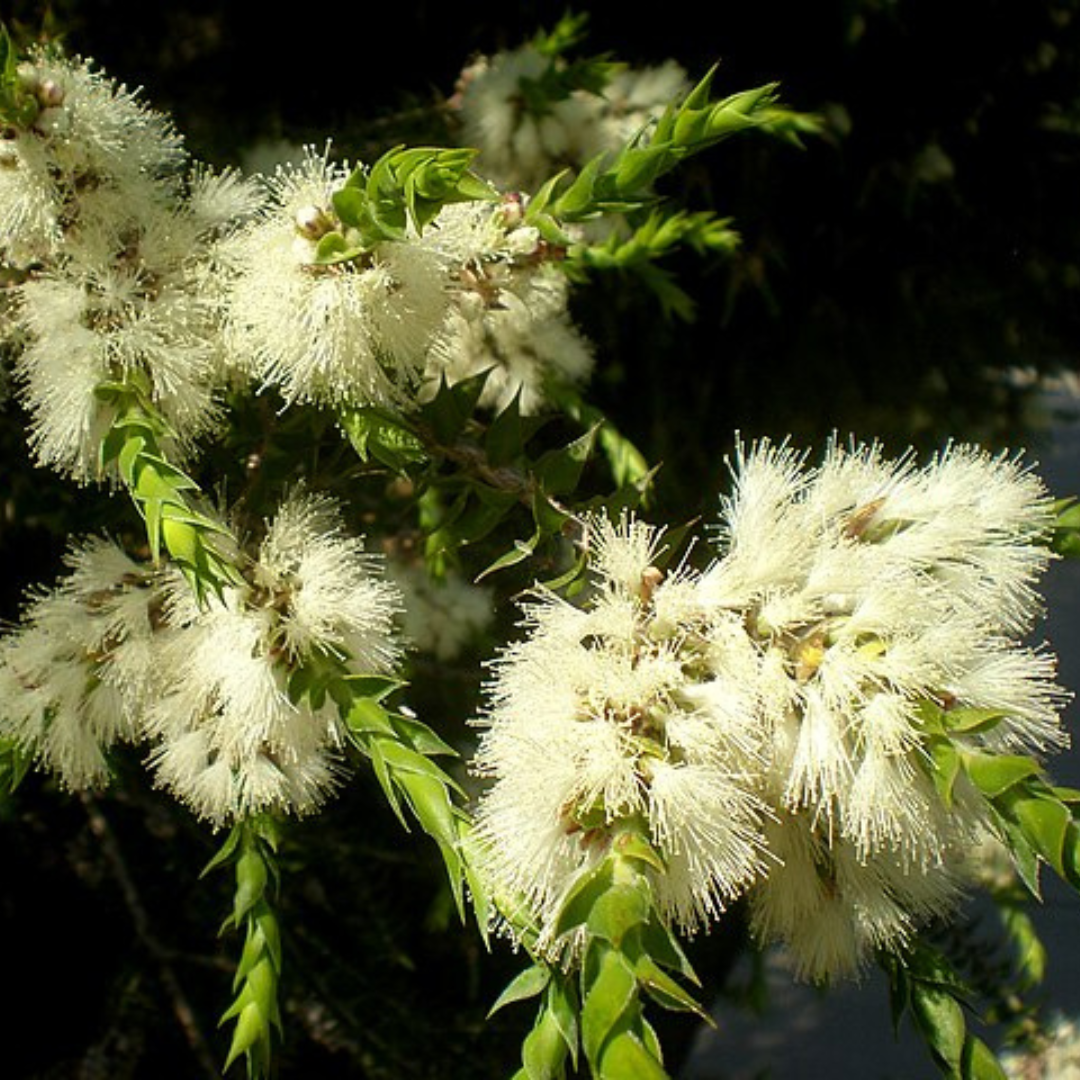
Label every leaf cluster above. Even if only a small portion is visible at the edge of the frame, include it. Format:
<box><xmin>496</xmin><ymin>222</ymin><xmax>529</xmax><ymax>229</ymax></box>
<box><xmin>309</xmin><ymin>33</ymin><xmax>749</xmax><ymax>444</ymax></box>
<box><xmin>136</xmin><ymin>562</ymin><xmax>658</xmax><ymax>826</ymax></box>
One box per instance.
<box><xmin>314</xmin><ymin>145</ymin><xmax>497</xmax><ymax>264</ymax></box>
<box><xmin>490</xmin><ymin>824</ymin><xmax>707</xmax><ymax>1080</ymax></box>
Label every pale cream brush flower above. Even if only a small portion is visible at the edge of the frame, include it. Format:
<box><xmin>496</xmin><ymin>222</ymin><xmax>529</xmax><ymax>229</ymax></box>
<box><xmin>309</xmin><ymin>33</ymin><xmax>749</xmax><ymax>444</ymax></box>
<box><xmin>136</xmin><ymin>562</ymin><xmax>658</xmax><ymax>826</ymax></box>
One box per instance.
<box><xmin>14</xmin><ymin>185</ymin><xmax>236</xmax><ymax>480</ymax></box>
<box><xmin>451</xmin><ymin>44</ymin><xmax>597</xmax><ymax>194</ymax></box>
<box><xmin>596</xmin><ymin>60</ymin><xmax>691</xmax><ymax>151</ymax></box>
<box><xmin>420</xmin><ymin>199</ymin><xmax>594</xmax><ymax>412</ymax></box>
<box><xmin>218</xmin><ymin>148</ymin><xmax>450</xmax><ymax>408</ymax></box>
<box><xmin>0</xmin><ymin>49</ymin><xmax>185</xmax><ymax>265</ymax></box>
<box><xmin>749</xmin><ymin>811</ymin><xmax>970</xmax><ymax>983</ymax></box>
<box><xmin>252</xmin><ymin>488</ymin><xmax>403</xmax><ymax>669</ymax></box>
<box><xmin>451</xmin><ymin>46</ymin><xmax>688</xmax><ymax>196</ymax></box>
<box><xmin>145</xmin><ymin>592</ymin><xmax>344</xmax><ymax>825</ymax></box>
<box><xmin>1001</xmin><ymin>1013</ymin><xmax>1080</xmax><ymax>1080</ymax></box>
<box><xmin>386</xmin><ymin>557</ymin><xmax>494</xmax><ymax>662</ymax></box>
<box><xmin>0</xmin><ymin>538</ymin><xmax>165</xmax><ymax>789</ymax></box>
<box><xmin>702</xmin><ymin>437</ymin><xmax>1068</xmax><ymax>981</ymax></box>
<box><xmin>146</xmin><ymin>489</ymin><xmax>404</xmax><ymax>826</ymax></box>
<box><xmin>471</xmin><ymin>513</ymin><xmax>771</xmax><ymax>956</ymax></box>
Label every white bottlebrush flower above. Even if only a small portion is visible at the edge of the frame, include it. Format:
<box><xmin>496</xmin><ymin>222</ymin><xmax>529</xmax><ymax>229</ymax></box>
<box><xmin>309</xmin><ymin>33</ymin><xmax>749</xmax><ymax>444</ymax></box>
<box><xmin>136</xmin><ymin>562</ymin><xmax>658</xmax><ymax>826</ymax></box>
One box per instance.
<box><xmin>145</xmin><ymin>489</ymin><xmax>404</xmax><ymax>826</ymax></box>
<box><xmin>218</xmin><ymin>147</ymin><xmax>450</xmax><ymax>408</ymax></box>
<box><xmin>451</xmin><ymin>44</ymin><xmax>597</xmax><ymax>194</ymax></box>
<box><xmin>386</xmin><ymin>556</ymin><xmax>494</xmax><ymax>662</ymax></box>
<box><xmin>13</xmin><ymin>181</ymin><xmax>238</xmax><ymax>480</ymax></box>
<box><xmin>450</xmin><ymin>45</ymin><xmax>687</xmax><ymax>197</ymax></box>
<box><xmin>1000</xmin><ymin>1014</ymin><xmax>1080</xmax><ymax>1080</ymax></box>
<box><xmin>748</xmin><ymin>811</ymin><xmax>969</xmax><ymax>983</ymax></box>
<box><xmin>420</xmin><ymin>199</ymin><xmax>594</xmax><ymax>412</ymax></box>
<box><xmin>252</xmin><ymin>488</ymin><xmax>403</xmax><ymax>670</ymax></box>
<box><xmin>699</xmin><ymin>436</ymin><xmax>1068</xmax><ymax>980</ymax></box>
<box><xmin>0</xmin><ymin>538</ymin><xmax>165</xmax><ymax>789</ymax></box>
<box><xmin>145</xmin><ymin>590</ymin><xmax>345</xmax><ymax>826</ymax></box>
<box><xmin>470</xmin><ymin>512</ymin><xmax>771</xmax><ymax>956</ymax></box>
<box><xmin>596</xmin><ymin>60</ymin><xmax>691</xmax><ymax>150</ymax></box>
<box><xmin>0</xmin><ymin>48</ymin><xmax>185</xmax><ymax>265</ymax></box>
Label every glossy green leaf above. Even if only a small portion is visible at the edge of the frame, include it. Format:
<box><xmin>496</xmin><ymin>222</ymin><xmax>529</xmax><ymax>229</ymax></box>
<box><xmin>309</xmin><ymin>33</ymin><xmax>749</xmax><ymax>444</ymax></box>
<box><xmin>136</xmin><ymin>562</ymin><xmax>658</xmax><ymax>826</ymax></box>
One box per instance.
<box><xmin>941</xmin><ymin>707</ymin><xmax>1007</xmax><ymax>735</ymax></box>
<box><xmin>597</xmin><ymin>1030</ymin><xmax>669</xmax><ymax>1080</ymax></box>
<box><xmin>633</xmin><ymin>954</ymin><xmax>709</xmax><ymax>1019</ymax></box>
<box><xmin>587</xmin><ymin>881</ymin><xmax>650</xmax><ymax>948</ymax></box>
<box><xmin>911</xmin><ymin>982</ymin><xmax>966</xmax><ymax>1073</ymax></box>
<box><xmin>928</xmin><ymin>737</ymin><xmax>962</xmax><ymax>807</ymax></box>
<box><xmin>345</xmin><ymin>696</ymin><xmax>397</xmax><ymax>738</ymax></box>
<box><xmin>533</xmin><ymin>425</ymin><xmax>599</xmax><ymax>496</ymax></box>
<box><xmin>522</xmin><ymin>1004</ymin><xmax>569</xmax><ymax>1080</ymax></box>
<box><xmin>1005</xmin><ymin>789</ymin><xmax>1072</xmax><ymax>877</ymax></box>
<box><xmin>962</xmin><ymin>1036</ymin><xmax>1008</xmax><ymax>1080</ymax></box>
<box><xmin>581</xmin><ymin>947</ymin><xmax>638</xmax><ymax>1067</ymax></box>
<box><xmin>488</xmin><ymin>963</ymin><xmax>552</xmax><ymax>1017</ymax></box>
<box><xmin>553</xmin><ymin>860</ymin><xmax>615</xmax><ymax>938</ymax></box>
<box><xmin>547</xmin><ymin>976</ymin><xmax>580</xmax><ymax>1070</ymax></box>
<box><xmin>962</xmin><ymin>752</ymin><xmax>1043</xmax><ymax>798</ymax></box>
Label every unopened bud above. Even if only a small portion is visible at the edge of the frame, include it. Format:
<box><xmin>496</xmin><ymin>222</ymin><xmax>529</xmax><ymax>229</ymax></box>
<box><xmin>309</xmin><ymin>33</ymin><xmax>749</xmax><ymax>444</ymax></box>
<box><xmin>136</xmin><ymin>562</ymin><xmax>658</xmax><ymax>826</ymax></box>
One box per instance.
<box><xmin>36</xmin><ymin>78</ymin><xmax>65</xmax><ymax>108</ymax></box>
<box><xmin>294</xmin><ymin>204</ymin><xmax>333</xmax><ymax>240</ymax></box>
<box><xmin>499</xmin><ymin>191</ymin><xmax>526</xmax><ymax>229</ymax></box>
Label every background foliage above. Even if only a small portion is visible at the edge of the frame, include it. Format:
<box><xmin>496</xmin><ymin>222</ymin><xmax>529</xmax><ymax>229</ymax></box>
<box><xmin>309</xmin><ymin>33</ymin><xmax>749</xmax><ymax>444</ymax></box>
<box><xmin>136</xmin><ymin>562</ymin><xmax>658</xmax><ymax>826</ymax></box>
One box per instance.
<box><xmin>1</xmin><ymin>1</ymin><xmax>1078</xmax><ymax>1077</ymax></box>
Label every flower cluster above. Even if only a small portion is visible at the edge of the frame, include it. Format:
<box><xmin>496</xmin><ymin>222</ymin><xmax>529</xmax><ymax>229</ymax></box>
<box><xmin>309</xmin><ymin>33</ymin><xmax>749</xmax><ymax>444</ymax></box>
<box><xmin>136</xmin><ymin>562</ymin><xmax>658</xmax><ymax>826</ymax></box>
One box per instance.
<box><xmin>217</xmin><ymin>148</ymin><xmax>452</xmax><ymax>409</ymax></box>
<box><xmin>0</xmin><ymin>47</ymin><xmax>602</xmax><ymax>473</ymax></box>
<box><xmin>450</xmin><ymin>41</ymin><xmax>689</xmax><ymax>194</ymax></box>
<box><xmin>419</xmin><ymin>197</ymin><xmax>594</xmax><ymax>413</ymax></box>
<box><xmin>0</xmin><ymin>490</ymin><xmax>403</xmax><ymax>826</ymax></box>
<box><xmin>470</xmin><ymin>439</ymin><xmax>1068</xmax><ymax>980</ymax></box>
<box><xmin>1</xmin><ymin>48</ymin><xmax>260</xmax><ymax>481</ymax></box>
<box><xmin>1001</xmin><ymin>1014</ymin><xmax>1080</xmax><ymax>1079</ymax></box>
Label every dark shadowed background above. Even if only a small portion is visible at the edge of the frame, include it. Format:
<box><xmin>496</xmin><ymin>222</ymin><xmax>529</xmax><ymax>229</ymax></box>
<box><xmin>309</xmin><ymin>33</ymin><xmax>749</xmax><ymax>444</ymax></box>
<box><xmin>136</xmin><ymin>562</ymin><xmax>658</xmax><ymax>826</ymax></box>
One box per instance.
<box><xmin>1</xmin><ymin>2</ymin><xmax>1079</xmax><ymax>1076</ymax></box>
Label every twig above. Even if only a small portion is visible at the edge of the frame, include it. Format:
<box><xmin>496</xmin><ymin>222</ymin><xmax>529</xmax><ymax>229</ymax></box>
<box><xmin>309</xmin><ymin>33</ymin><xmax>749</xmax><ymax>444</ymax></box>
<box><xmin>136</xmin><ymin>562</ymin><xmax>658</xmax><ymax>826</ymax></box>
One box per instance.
<box><xmin>79</xmin><ymin>791</ymin><xmax>222</xmax><ymax>1079</ymax></box>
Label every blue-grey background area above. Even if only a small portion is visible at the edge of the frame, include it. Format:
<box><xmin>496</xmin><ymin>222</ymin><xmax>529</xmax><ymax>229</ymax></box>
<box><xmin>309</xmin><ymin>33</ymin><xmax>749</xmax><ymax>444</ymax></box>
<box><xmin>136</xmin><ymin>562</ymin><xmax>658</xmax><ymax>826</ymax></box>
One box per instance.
<box><xmin>679</xmin><ymin>377</ymin><xmax>1080</xmax><ymax>1080</ymax></box>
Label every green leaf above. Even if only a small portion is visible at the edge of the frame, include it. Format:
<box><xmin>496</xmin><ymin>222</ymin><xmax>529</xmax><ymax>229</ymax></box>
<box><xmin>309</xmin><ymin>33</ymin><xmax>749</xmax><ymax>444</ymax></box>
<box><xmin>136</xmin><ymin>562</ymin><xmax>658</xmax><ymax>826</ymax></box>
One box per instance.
<box><xmin>345</xmin><ymin>696</ymin><xmax>397</xmax><ymax>738</ymax></box>
<box><xmin>998</xmin><ymin>902</ymin><xmax>1047</xmax><ymax>989</ymax></box>
<box><xmin>928</xmin><ymin>737</ymin><xmax>962</xmax><ymax>808</ymax></box>
<box><xmin>313</xmin><ymin>231</ymin><xmax>364</xmax><ymax>264</ymax></box>
<box><xmin>533</xmin><ymin>425</ymin><xmax>598</xmax><ymax>496</ymax></box>
<box><xmin>339</xmin><ymin>406</ymin><xmax>427</xmax><ymax>471</ymax></box>
<box><xmin>546</xmin><ymin>976</ymin><xmax>581</xmax><ymax>1071</ymax></box>
<box><xmin>596</xmin><ymin>1030</ymin><xmax>669</xmax><ymax>1080</ymax></box>
<box><xmin>962</xmin><ymin>752</ymin><xmax>1043</xmax><ymax>798</ymax></box>
<box><xmin>581</xmin><ymin>947</ymin><xmax>638</xmax><ymax>1067</ymax></box>
<box><xmin>522</xmin><ymin>1004</ymin><xmax>570</xmax><ymax>1080</ymax></box>
<box><xmin>1064</xmin><ymin>821</ymin><xmax>1080</xmax><ymax>890</ymax></box>
<box><xmin>941</xmin><ymin>707</ymin><xmax>1008</xmax><ymax>736</ymax></box>
<box><xmin>613</xmin><ymin>830</ymin><xmax>666</xmax><ymax>873</ymax></box>
<box><xmin>553</xmin><ymin>860</ymin><xmax>615</xmax><ymax>938</ymax></box>
<box><xmin>1003</xmin><ymin>788</ymin><xmax>1073</xmax><ymax>877</ymax></box>
<box><xmin>390</xmin><ymin>713</ymin><xmax>458</xmax><ymax>758</ymax></box>
<box><xmin>476</xmin><ymin>527</ymin><xmax>543</xmax><ymax>581</ymax></box>
<box><xmin>586</xmin><ymin>882</ymin><xmax>650</xmax><ymax>948</ymax></box>
<box><xmin>910</xmin><ymin>982</ymin><xmax>967</xmax><ymax>1073</ymax></box>
<box><xmin>221</xmin><ymin>1001</ymin><xmax>266</xmax><ymax>1072</ymax></box>
<box><xmin>420</xmin><ymin>370</ymin><xmax>491</xmax><ymax>444</ymax></box>
<box><xmin>484</xmin><ymin>388</ymin><xmax>528</xmax><ymax>466</ymax></box>
<box><xmin>638</xmin><ymin>919</ymin><xmax>699</xmax><ymax>982</ymax></box>
<box><xmin>233</xmin><ymin>847</ymin><xmax>269</xmax><ymax>925</ymax></box>
<box><xmin>488</xmin><ymin>963</ymin><xmax>552</xmax><ymax>1017</ymax></box>
<box><xmin>633</xmin><ymin>955</ymin><xmax>709</xmax><ymax>1020</ymax></box>
<box><xmin>962</xmin><ymin>1036</ymin><xmax>1008</xmax><ymax>1080</ymax></box>
<box><xmin>396</xmin><ymin>767</ymin><xmax>462</xmax><ymax>848</ymax></box>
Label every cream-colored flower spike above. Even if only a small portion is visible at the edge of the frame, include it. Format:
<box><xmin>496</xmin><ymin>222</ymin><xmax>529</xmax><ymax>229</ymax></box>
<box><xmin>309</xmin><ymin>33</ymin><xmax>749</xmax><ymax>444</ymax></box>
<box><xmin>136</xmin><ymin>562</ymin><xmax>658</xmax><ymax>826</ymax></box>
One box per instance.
<box><xmin>703</xmin><ymin>437</ymin><xmax>1069</xmax><ymax>981</ymax></box>
<box><xmin>218</xmin><ymin>148</ymin><xmax>450</xmax><ymax>408</ymax></box>
<box><xmin>146</xmin><ymin>489</ymin><xmax>404</xmax><ymax>827</ymax></box>
<box><xmin>471</xmin><ymin>511</ymin><xmax>772</xmax><ymax>958</ymax></box>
